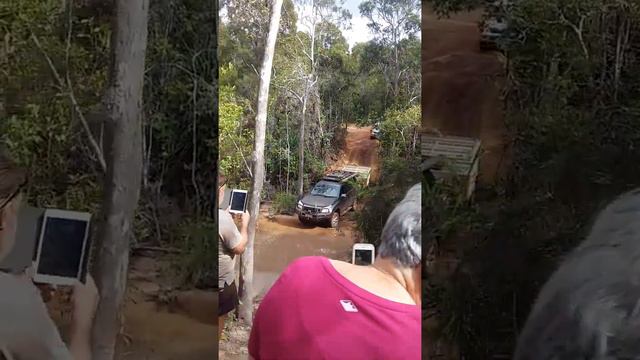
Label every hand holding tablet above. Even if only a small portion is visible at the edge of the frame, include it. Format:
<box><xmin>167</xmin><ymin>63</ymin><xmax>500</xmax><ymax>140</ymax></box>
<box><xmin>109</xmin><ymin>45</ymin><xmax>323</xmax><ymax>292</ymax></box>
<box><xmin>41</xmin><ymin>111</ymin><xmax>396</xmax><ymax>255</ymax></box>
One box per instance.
<box><xmin>218</xmin><ymin>188</ymin><xmax>249</xmax><ymax>214</ymax></box>
<box><xmin>229</xmin><ymin>189</ymin><xmax>248</xmax><ymax>214</ymax></box>
<box><xmin>33</xmin><ymin>209</ymin><xmax>92</xmax><ymax>286</ymax></box>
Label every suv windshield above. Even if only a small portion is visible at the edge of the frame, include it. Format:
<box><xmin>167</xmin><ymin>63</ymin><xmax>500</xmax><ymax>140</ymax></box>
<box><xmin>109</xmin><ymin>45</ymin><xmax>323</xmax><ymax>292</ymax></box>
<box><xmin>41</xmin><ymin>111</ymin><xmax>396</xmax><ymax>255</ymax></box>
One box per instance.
<box><xmin>311</xmin><ymin>182</ymin><xmax>340</xmax><ymax>198</ymax></box>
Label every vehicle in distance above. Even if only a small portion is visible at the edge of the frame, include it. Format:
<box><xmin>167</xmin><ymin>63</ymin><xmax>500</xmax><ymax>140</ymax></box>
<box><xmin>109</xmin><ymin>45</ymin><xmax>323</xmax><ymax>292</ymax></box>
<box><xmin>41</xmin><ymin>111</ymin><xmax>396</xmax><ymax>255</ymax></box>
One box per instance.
<box><xmin>480</xmin><ymin>17</ymin><xmax>507</xmax><ymax>51</ymax></box>
<box><xmin>370</xmin><ymin>122</ymin><xmax>381</xmax><ymax>140</ymax></box>
<box><xmin>296</xmin><ymin>167</ymin><xmax>370</xmax><ymax>228</ymax></box>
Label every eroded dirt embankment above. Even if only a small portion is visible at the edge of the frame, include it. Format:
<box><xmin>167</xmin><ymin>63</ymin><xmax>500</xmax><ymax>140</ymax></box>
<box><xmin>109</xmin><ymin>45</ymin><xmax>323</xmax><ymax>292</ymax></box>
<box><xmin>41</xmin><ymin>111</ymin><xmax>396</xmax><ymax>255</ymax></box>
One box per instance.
<box><xmin>331</xmin><ymin>125</ymin><xmax>381</xmax><ymax>181</ymax></box>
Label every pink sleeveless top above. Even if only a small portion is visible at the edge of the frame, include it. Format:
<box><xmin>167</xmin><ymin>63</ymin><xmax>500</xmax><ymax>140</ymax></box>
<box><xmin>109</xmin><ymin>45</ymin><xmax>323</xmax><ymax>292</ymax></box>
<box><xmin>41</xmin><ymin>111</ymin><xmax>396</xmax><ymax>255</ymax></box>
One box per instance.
<box><xmin>248</xmin><ymin>256</ymin><xmax>421</xmax><ymax>359</ymax></box>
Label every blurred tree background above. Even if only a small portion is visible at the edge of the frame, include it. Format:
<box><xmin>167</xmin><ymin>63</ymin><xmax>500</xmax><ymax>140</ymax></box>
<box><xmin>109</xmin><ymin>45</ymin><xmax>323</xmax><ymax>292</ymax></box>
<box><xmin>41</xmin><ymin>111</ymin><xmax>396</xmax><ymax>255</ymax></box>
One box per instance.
<box><xmin>424</xmin><ymin>0</ymin><xmax>640</xmax><ymax>357</ymax></box>
<box><xmin>0</xmin><ymin>0</ymin><xmax>217</xmax><ymax>287</ymax></box>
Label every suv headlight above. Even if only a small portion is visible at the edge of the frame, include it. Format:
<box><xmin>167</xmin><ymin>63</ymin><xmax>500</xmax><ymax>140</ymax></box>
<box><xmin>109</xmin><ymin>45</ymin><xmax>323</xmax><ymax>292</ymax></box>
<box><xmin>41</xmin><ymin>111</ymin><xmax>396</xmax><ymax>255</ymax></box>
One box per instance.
<box><xmin>297</xmin><ymin>201</ymin><xmax>303</xmax><ymax>209</ymax></box>
<box><xmin>321</xmin><ymin>206</ymin><xmax>332</xmax><ymax>213</ymax></box>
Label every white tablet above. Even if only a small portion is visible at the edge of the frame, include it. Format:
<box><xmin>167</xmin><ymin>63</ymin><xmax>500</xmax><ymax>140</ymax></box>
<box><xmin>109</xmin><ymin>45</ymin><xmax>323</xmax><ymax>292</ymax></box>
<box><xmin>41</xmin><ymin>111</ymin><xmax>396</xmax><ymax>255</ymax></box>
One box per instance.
<box><xmin>33</xmin><ymin>209</ymin><xmax>92</xmax><ymax>286</ymax></box>
<box><xmin>229</xmin><ymin>189</ymin><xmax>248</xmax><ymax>214</ymax></box>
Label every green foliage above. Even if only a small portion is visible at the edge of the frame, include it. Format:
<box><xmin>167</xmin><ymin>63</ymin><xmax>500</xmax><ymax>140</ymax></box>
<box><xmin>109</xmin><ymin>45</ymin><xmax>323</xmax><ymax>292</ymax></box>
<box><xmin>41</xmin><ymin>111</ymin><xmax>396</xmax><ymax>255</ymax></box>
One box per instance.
<box><xmin>423</xmin><ymin>181</ymin><xmax>481</xmax><ymax>248</ymax></box>
<box><xmin>144</xmin><ymin>0</ymin><xmax>217</xmax><ymax>217</ymax></box>
<box><xmin>379</xmin><ymin>104</ymin><xmax>420</xmax><ymax>158</ymax></box>
<box><xmin>173</xmin><ymin>220</ymin><xmax>217</xmax><ymax>288</ymax></box>
<box><xmin>219</xmin><ymin>65</ymin><xmax>252</xmax><ymax>186</ymax></box>
<box><xmin>1</xmin><ymin>0</ymin><xmax>109</xmax><ymax>211</ymax></box>
<box><xmin>358</xmin><ymin>0</ymin><xmax>421</xmax><ymax>107</ymax></box>
<box><xmin>423</xmin><ymin>0</ymin><xmax>640</xmax><ymax>357</ymax></box>
<box><xmin>220</xmin><ymin>0</ymin><xmax>421</xmax><ymax>199</ymax></box>
<box><xmin>271</xmin><ymin>192</ymin><xmax>297</xmax><ymax>215</ymax></box>
<box><xmin>356</xmin><ymin>154</ymin><xmax>420</xmax><ymax>246</ymax></box>
<box><xmin>425</xmin><ymin>0</ymin><xmax>484</xmax><ymax>17</ymax></box>
<box><xmin>2</xmin><ymin>1</ymin><xmax>217</xmax><ymax>288</ymax></box>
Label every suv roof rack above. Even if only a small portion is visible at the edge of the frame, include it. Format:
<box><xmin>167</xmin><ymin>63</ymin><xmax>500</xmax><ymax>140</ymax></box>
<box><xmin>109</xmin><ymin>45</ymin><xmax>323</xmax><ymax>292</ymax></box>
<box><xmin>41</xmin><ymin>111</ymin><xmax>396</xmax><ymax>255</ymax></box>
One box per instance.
<box><xmin>322</xmin><ymin>170</ymin><xmax>357</xmax><ymax>183</ymax></box>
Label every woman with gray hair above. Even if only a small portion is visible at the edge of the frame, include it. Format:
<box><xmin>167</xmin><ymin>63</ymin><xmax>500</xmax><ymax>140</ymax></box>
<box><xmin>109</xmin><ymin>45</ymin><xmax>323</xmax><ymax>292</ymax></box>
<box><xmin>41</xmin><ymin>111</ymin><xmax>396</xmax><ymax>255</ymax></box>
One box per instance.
<box><xmin>514</xmin><ymin>188</ymin><xmax>640</xmax><ymax>359</ymax></box>
<box><xmin>248</xmin><ymin>184</ymin><xmax>421</xmax><ymax>360</ymax></box>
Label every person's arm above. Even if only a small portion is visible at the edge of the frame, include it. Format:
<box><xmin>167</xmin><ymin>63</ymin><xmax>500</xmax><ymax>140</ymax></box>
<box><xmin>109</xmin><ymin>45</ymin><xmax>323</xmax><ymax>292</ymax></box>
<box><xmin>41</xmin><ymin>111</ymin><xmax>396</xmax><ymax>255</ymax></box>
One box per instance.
<box><xmin>68</xmin><ymin>276</ymin><xmax>99</xmax><ymax>360</ymax></box>
<box><xmin>230</xmin><ymin>210</ymin><xmax>251</xmax><ymax>254</ymax></box>
<box><xmin>68</xmin><ymin>330</ymin><xmax>91</xmax><ymax>360</ymax></box>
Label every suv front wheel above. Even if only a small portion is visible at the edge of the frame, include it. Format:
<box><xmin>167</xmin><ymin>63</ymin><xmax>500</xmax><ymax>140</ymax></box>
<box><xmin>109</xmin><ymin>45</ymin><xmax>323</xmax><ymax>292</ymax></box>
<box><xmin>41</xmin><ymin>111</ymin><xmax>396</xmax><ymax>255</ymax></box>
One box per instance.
<box><xmin>329</xmin><ymin>212</ymin><xmax>340</xmax><ymax>229</ymax></box>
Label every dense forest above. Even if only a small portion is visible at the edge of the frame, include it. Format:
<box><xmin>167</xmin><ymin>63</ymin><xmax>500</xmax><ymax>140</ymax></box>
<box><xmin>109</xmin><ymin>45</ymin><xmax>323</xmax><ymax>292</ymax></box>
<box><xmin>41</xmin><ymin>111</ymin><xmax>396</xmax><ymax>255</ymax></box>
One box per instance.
<box><xmin>424</xmin><ymin>0</ymin><xmax>640</xmax><ymax>357</ymax></box>
<box><xmin>219</xmin><ymin>0</ymin><xmax>421</xmax><ymax>243</ymax></box>
<box><xmin>1</xmin><ymin>0</ymin><xmax>216</xmax><ymax>286</ymax></box>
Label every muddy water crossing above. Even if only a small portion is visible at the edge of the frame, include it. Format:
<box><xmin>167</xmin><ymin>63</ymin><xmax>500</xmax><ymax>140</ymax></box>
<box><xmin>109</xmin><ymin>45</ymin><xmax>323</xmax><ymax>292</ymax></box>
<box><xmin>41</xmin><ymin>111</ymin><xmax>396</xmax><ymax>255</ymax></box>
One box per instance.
<box><xmin>117</xmin><ymin>256</ymin><xmax>218</xmax><ymax>359</ymax></box>
<box><xmin>252</xmin><ymin>213</ymin><xmax>359</xmax><ymax>300</ymax></box>
<box><xmin>45</xmin><ymin>254</ymin><xmax>218</xmax><ymax>360</ymax></box>
<box><xmin>252</xmin><ymin>125</ymin><xmax>375</xmax><ymax>298</ymax></box>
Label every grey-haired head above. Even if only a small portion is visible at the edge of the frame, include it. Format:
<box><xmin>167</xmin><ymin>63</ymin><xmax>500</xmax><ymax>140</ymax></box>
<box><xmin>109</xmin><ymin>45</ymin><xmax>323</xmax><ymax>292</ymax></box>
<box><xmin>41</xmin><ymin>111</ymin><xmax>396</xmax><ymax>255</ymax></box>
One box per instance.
<box><xmin>514</xmin><ymin>188</ymin><xmax>640</xmax><ymax>359</ymax></box>
<box><xmin>378</xmin><ymin>183</ymin><xmax>421</xmax><ymax>268</ymax></box>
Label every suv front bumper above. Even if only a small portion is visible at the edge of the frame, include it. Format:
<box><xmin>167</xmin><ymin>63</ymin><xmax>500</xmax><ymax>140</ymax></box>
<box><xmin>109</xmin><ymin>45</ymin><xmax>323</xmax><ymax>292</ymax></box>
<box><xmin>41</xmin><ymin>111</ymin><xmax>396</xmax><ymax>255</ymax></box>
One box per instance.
<box><xmin>296</xmin><ymin>208</ymin><xmax>332</xmax><ymax>222</ymax></box>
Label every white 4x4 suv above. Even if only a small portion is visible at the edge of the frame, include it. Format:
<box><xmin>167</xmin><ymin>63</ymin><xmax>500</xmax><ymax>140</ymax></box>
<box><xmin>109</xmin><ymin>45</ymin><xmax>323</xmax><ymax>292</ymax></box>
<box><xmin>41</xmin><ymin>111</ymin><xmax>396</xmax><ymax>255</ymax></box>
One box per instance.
<box><xmin>480</xmin><ymin>17</ymin><xmax>508</xmax><ymax>51</ymax></box>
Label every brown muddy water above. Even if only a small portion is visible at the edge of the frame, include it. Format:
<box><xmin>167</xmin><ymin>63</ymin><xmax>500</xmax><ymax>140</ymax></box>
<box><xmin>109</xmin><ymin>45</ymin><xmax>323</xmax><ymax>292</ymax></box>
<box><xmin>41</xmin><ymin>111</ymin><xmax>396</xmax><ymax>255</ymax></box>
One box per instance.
<box><xmin>252</xmin><ymin>212</ymin><xmax>361</xmax><ymax>300</ymax></box>
<box><xmin>47</xmin><ymin>255</ymin><xmax>218</xmax><ymax>360</ymax></box>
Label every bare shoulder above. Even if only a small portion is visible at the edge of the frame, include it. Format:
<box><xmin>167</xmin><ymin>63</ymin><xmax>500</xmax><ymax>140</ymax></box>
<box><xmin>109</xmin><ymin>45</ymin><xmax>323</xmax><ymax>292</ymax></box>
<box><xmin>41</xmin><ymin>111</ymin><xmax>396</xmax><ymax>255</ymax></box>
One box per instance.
<box><xmin>328</xmin><ymin>259</ymin><xmax>354</xmax><ymax>271</ymax></box>
<box><xmin>327</xmin><ymin>259</ymin><xmax>368</xmax><ymax>278</ymax></box>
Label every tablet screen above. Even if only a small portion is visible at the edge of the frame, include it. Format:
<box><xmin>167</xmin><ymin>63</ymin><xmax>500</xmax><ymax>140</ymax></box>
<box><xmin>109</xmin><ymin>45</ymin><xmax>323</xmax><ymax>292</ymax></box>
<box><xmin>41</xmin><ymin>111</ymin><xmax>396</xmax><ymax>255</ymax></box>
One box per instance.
<box><xmin>230</xmin><ymin>191</ymin><xmax>247</xmax><ymax>212</ymax></box>
<box><xmin>38</xmin><ymin>217</ymin><xmax>88</xmax><ymax>278</ymax></box>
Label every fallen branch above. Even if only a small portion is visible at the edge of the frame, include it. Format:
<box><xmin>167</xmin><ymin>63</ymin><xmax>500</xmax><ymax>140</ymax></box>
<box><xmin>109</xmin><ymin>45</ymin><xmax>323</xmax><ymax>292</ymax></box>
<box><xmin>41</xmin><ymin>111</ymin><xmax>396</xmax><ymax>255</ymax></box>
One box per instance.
<box><xmin>132</xmin><ymin>245</ymin><xmax>182</xmax><ymax>254</ymax></box>
<box><xmin>30</xmin><ymin>32</ymin><xmax>107</xmax><ymax>172</ymax></box>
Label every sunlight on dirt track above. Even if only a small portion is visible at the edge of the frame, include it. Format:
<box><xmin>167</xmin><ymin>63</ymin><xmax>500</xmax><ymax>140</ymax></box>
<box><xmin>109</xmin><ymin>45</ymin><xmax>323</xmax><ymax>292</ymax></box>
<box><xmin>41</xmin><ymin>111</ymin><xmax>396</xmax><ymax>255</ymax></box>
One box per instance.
<box><xmin>332</xmin><ymin>125</ymin><xmax>381</xmax><ymax>181</ymax></box>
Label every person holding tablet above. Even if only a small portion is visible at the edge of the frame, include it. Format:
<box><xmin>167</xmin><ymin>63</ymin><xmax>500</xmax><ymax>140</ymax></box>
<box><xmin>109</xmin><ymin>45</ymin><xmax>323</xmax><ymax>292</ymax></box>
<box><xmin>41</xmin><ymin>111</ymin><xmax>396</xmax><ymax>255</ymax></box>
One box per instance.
<box><xmin>0</xmin><ymin>151</ymin><xmax>99</xmax><ymax>360</ymax></box>
<box><xmin>218</xmin><ymin>173</ymin><xmax>251</xmax><ymax>341</ymax></box>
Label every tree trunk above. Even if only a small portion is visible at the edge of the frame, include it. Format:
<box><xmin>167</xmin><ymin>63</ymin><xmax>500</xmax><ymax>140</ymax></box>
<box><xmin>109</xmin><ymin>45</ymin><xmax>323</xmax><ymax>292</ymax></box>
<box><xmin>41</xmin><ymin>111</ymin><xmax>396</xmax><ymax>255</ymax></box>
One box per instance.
<box><xmin>238</xmin><ymin>0</ymin><xmax>284</xmax><ymax>324</ymax></box>
<box><xmin>316</xmin><ymin>87</ymin><xmax>323</xmax><ymax>158</ymax></box>
<box><xmin>91</xmin><ymin>0</ymin><xmax>148</xmax><ymax>358</ymax></box>
<box><xmin>286</xmin><ymin>111</ymin><xmax>290</xmax><ymax>194</ymax></box>
<box><xmin>297</xmin><ymin>82</ymin><xmax>308</xmax><ymax>197</ymax></box>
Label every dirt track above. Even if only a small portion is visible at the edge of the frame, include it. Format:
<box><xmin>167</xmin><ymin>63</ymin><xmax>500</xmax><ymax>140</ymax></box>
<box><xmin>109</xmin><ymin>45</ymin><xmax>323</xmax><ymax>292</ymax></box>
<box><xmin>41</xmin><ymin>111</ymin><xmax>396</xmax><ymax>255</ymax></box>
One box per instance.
<box><xmin>422</xmin><ymin>6</ymin><xmax>509</xmax><ymax>183</ymax></box>
<box><xmin>332</xmin><ymin>125</ymin><xmax>381</xmax><ymax>181</ymax></box>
